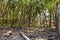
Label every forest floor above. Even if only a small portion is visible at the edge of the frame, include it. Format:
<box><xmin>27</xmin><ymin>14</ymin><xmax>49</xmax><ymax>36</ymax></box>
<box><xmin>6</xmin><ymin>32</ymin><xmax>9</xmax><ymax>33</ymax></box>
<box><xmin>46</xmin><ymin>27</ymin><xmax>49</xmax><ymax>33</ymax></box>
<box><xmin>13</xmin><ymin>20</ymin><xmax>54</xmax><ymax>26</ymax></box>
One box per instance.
<box><xmin>0</xmin><ymin>27</ymin><xmax>59</xmax><ymax>40</ymax></box>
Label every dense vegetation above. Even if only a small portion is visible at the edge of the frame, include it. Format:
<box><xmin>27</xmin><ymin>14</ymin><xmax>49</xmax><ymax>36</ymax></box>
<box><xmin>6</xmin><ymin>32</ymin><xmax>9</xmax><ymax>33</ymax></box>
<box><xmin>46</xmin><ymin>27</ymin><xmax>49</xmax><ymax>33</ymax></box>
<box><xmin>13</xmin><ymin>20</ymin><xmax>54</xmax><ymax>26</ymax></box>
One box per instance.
<box><xmin>0</xmin><ymin>0</ymin><xmax>60</xmax><ymax>28</ymax></box>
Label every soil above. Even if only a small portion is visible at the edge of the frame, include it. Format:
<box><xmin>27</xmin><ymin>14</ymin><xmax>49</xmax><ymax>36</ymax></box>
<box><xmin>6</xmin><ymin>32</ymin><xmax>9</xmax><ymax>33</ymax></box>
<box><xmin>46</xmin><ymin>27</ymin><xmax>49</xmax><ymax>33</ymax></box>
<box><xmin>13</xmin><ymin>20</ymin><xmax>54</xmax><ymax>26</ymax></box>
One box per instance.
<box><xmin>0</xmin><ymin>27</ymin><xmax>59</xmax><ymax>40</ymax></box>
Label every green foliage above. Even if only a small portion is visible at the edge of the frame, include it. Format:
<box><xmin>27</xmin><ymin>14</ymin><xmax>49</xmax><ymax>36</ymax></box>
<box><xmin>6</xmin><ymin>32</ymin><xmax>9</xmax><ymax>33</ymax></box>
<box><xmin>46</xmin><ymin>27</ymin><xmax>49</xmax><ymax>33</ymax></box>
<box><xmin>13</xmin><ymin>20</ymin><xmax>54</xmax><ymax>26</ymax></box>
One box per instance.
<box><xmin>0</xmin><ymin>0</ymin><xmax>59</xmax><ymax>28</ymax></box>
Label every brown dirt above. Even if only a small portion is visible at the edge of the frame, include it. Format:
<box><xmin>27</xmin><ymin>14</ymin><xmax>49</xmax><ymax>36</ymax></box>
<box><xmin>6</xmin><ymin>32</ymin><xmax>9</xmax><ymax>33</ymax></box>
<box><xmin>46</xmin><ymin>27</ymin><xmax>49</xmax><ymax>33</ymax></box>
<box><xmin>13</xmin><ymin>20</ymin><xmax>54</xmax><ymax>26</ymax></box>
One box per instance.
<box><xmin>0</xmin><ymin>27</ymin><xmax>59</xmax><ymax>40</ymax></box>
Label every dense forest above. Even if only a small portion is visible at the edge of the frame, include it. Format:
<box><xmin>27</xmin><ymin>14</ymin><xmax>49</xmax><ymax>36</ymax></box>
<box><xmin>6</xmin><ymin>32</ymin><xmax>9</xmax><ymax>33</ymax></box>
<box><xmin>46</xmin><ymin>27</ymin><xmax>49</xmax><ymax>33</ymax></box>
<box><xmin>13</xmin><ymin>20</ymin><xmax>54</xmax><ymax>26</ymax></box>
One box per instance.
<box><xmin>0</xmin><ymin>0</ymin><xmax>60</xmax><ymax>28</ymax></box>
<box><xmin>0</xmin><ymin>0</ymin><xmax>60</xmax><ymax>40</ymax></box>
